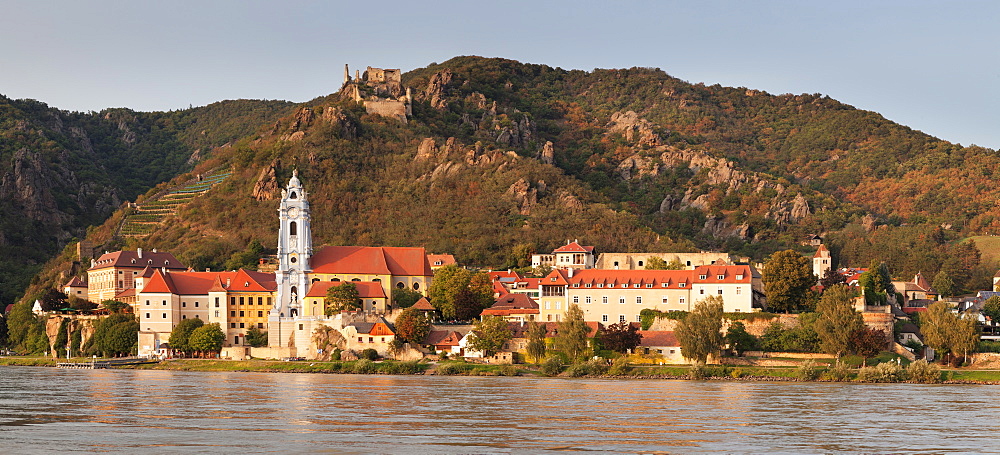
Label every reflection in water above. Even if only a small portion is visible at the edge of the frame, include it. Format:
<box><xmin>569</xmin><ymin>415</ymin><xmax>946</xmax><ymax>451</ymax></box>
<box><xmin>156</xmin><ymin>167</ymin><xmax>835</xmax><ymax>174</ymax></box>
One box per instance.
<box><xmin>1</xmin><ymin>366</ymin><xmax>998</xmax><ymax>453</ymax></box>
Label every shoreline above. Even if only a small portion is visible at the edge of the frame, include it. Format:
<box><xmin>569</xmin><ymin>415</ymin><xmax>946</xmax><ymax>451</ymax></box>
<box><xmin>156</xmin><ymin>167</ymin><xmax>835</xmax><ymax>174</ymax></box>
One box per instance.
<box><xmin>4</xmin><ymin>356</ymin><xmax>999</xmax><ymax>385</ymax></box>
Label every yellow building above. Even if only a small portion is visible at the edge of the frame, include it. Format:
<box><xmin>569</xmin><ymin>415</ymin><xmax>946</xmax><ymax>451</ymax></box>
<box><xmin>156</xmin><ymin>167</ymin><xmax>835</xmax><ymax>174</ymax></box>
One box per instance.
<box><xmin>302</xmin><ymin>281</ymin><xmax>388</xmax><ymax>316</ymax></box>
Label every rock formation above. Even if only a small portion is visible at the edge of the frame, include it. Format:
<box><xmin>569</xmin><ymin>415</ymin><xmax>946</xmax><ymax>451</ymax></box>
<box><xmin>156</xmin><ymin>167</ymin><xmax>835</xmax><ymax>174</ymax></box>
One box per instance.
<box><xmin>252</xmin><ymin>160</ymin><xmax>279</xmax><ymax>201</ymax></box>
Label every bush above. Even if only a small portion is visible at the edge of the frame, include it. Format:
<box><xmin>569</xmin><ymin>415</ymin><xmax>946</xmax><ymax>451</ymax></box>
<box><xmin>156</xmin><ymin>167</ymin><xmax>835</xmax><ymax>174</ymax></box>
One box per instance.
<box><xmin>353</xmin><ymin>359</ymin><xmax>376</xmax><ymax>374</ymax></box>
<box><xmin>689</xmin><ymin>361</ymin><xmax>707</xmax><ymax>379</ymax></box>
<box><xmin>331</xmin><ymin>348</ymin><xmax>341</xmax><ymax>361</ymax></box>
<box><xmin>608</xmin><ymin>357</ymin><xmax>631</xmax><ymax>376</ymax></box>
<box><xmin>795</xmin><ymin>359</ymin><xmax>821</xmax><ymax>381</ymax></box>
<box><xmin>905</xmin><ymin>359</ymin><xmax>941</xmax><ymax>384</ymax></box>
<box><xmin>564</xmin><ymin>363</ymin><xmax>591</xmax><ymax>377</ymax></box>
<box><xmin>436</xmin><ymin>362</ymin><xmax>471</xmax><ymax>376</ymax></box>
<box><xmin>857</xmin><ymin>361</ymin><xmax>905</xmax><ymax>383</ymax></box>
<box><xmin>823</xmin><ymin>360</ymin><xmax>851</xmax><ymax>381</ymax></box>
<box><xmin>498</xmin><ymin>365</ymin><xmax>519</xmax><ymax>376</ymax></box>
<box><xmin>540</xmin><ymin>356</ymin><xmax>564</xmax><ymax>376</ymax></box>
<box><xmin>730</xmin><ymin>368</ymin><xmax>746</xmax><ymax>379</ymax></box>
<box><xmin>585</xmin><ymin>358</ymin><xmax>610</xmax><ymax>376</ymax></box>
<box><xmin>360</xmin><ymin>348</ymin><xmax>379</xmax><ymax>361</ymax></box>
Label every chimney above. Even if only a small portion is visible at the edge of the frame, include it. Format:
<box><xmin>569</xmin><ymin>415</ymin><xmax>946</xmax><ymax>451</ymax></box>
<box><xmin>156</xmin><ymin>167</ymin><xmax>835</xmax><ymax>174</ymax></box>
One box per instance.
<box><xmin>137</xmin><ymin>248</ymin><xmax>142</xmax><ymax>259</ymax></box>
<box><xmin>568</xmin><ymin>268</ymin><xmax>574</xmax><ymax>278</ymax></box>
<box><xmin>205</xmin><ymin>268</ymin><xmax>210</xmax><ymax>272</ymax></box>
<box><xmin>226</xmin><ymin>278</ymin><xmax>231</xmax><ymax>287</ymax></box>
<box><xmin>152</xmin><ymin>248</ymin><xmax>157</xmax><ymax>253</ymax></box>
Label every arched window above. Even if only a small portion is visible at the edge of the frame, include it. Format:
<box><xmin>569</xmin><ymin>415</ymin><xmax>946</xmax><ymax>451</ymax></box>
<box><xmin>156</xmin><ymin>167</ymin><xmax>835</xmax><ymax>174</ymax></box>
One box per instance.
<box><xmin>372</xmin><ymin>278</ymin><xmax>381</xmax><ymax>282</ymax></box>
<box><xmin>351</xmin><ymin>278</ymin><xmax>361</xmax><ymax>282</ymax></box>
<box><xmin>412</xmin><ymin>282</ymin><xmax>420</xmax><ymax>291</ymax></box>
<box><xmin>290</xmin><ymin>191</ymin><xmax>297</xmax><ymax>200</ymax></box>
<box><xmin>332</xmin><ymin>278</ymin><xmax>341</xmax><ymax>282</ymax></box>
<box><xmin>312</xmin><ymin>278</ymin><xmax>319</xmax><ymax>283</ymax></box>
<box><xmin>290</xmin><ymin>221</ymin><xmax>297</xmax><ymax>236</ymax></box>
<box><xmin>396</xmin><ymin>282</ymin><xmax>405</xmax><ymax>289</ymax></box>
<box><xmin>290</xmin><ymin>286</ymin><xmax>297</xmax><ymax>296</ymax></box>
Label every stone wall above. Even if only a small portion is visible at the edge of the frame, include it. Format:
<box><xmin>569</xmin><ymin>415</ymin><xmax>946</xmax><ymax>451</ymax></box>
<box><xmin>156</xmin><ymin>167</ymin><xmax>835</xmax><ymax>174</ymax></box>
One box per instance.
<box><xmin>364</xmin><ymin>99</ymin><xmax>408</xmax><ymax>122</ymax></box>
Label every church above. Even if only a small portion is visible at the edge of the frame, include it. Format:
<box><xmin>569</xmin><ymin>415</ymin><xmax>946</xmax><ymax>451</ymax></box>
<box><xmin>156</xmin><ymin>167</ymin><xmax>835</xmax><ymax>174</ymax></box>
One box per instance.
<box><xmin>132</xmin><ymin>171</ymin><xmax>434</xmax><ymax>357</ymax></box>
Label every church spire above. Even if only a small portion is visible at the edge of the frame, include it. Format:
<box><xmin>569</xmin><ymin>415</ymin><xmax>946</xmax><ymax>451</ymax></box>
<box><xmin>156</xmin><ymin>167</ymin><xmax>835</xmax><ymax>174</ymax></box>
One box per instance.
<box><xmin>272</xmin><ymin>171</ymin><xmax>312</xmax><ymax>321</ymax></box>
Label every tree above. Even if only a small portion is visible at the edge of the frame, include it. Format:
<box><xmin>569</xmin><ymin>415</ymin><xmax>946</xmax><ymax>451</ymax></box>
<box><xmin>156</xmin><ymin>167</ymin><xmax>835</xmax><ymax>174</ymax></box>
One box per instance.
<box><xmin>601</xmin><ymin>321</ymin><xmax>642</xmax><ymax>353</ymax></box>
<box><xmin>858</xmin><ymin>261</ymin><xmax>895</xmax><ymax>305</ymax></box>
<box><xmin>921</xmin><ymin>301</ymin><xmax>978</xmax><ymax>361</ymax></box>
<box><xmin>932</xmin><ymin>270</ymin><xmax>955</xmax><ymax>298</ymax></box>
<box><xmin>468</xmin><ymin>315</ymin><xmax>514</xmax><ymax>358</ymax></box>
<box><xmin>89</xmin><ymin>313</ymin><xmax>139</xmax><ymax>357</ymax></box>
<box><xmin>819</xmin><ymin>269</ymin><xmax>846</xmax><ymax>288</ymax></box>
<box><xmin>982</xmin><ymin>296</ymin><xmax>1000</xmax><ymax>326</ymax></box>
<box><xmin>101</xmin><ymin>300</ymin><xmax>130</xmax><ymax>313</ymax></box>
<box><xmin>168</xmin><ymin>317</ymin><xmax>205</xmax><ymax>354</ymax></box>
<box><xmin>725</xmin><ymin>321</ymin><xmax>758</xmax><ymax>356</ymax></box>
<box><xmin>427</xmin><ymin>265</ymin><xmax>492</xmax><ymax>319</ymax></box>
<box><xmin>392</xmin><ymin>288</ymin><xmax>423</xmax><ymax>309</ymax></box>
<box><xmin>676</xmin><ymin>295</ymin><xmax>725</xmax><ymax>363</ymax></box>
<box><xmin>39</xmin><ymin>288</ymin><xmax>68</xmax><ymax>311</ymax></box>
<box><xmin>526</xmin><ymin>321</ymin><xmax>547</xmax><ymax>363</ymax></box>
<box><xmin>849</xmin><ymin>327</ymin><xmax>886</xmax><ymax>359</ymax></box>
<box><xmin>324</xmin><ymin>282</ymin><xmax>361</xmax><ymax>315</ymax></box>
<box><xmin>814</xmin><ymin>285</ymin><xmax>864</xmax><ymax>358</ymax></box>
<box><xmin>245</xmin><ymin>325</ymin><xmax>268</xmax><ymax>347</ymax></box>
<box><xmin>393</xmin><ymin>307</ymin><xmax>431</xmax><ymax>344</ymax></box>
<box><xmin>188</xmin><ymin>323</ymin><xmax>225</xmax><ymax>354</ymax></box>
<box><xmin>223</xmin><ymin>240</ymin><xmax>265</xmax><ymax>271</ymax></box>
<box><xmin>762</xmin><ymin>250</ymin><xmax>814</xmax><ymax>313</ymax></box>
<box><xmin>5</xmin><ymin>300</ymin><xmax>36</xmax><ymax>351</ymax></box>
<box><xmin>554</xmin><ymin>304</ymin><xmax>592</xmax><ymax>362</ymax></box>
<box><xmin>644</xmin><ymin>257</ymin><xmax>669</xmax><ymax>270</ymax></box>
<box><xmin>68</xmin><ymin>295</ymin><xmax>97</xmax><ymax>311</ymax></box>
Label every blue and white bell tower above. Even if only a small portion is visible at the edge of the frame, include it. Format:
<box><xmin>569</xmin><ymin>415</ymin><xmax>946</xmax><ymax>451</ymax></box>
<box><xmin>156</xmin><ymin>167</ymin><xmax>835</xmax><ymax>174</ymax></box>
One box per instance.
<box><xmin>273</xmin><ymin>170</ymin><xmax>312</xmax><ymax>318</ymax></box>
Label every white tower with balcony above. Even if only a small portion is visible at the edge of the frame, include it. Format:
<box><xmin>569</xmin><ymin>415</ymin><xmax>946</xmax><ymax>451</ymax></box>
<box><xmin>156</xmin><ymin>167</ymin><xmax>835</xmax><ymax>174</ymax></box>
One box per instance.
<box><xmin>272</xmin><ymin>170</ymin><xmax>312</xmax><ymax>319</ymax></box>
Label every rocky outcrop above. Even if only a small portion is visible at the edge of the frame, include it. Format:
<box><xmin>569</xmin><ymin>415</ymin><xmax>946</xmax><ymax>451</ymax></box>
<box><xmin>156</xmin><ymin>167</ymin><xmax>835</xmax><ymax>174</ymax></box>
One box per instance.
<box><xmin>617</xmin><ymin>154</ymin><xmax>660</xmax><ymax>180</ymax></box>
<box><xmin>702</xmin><ymin>216</ymin><xmax>750</xmax><ymax>239</ymax></box>
<box><xmin>539</xmin><ymin>141</ymin><xmax>555</xmax><ymax>165</ymax></box>
<box><xmin>494</xmin><ymin>114</ymin><xmax>535</xmax><ymax>148</ymax></box>
<box><xmin>608</xmin><ymin>111</ymin><xmax>660</xmax><ymax>146</ymax></box>
<box><xmin>424</xmin><ymin>69</ymin><xmax>453</xmax><ymax>110</ymax></box>
<box><xmin>505</xmin><ymin>178</ymin><xmax>538</xmax><ymax>215</ymax></box>
<box><xmin>557</xmin><ymin>190</ymin><xmax>584</xmax><ymax>212</ymax></box>
<box><xmin>0</xmin><ymin>148</ymin><xmax>66</xmax><ymax>224</ymax></box>
<box><xmin>252</xmin><ymin>160</ymin><xmax>280</xmax><ymax>201</ymax></box>
<box><xmin>416</xmin><ymin>138</ymin><xmax>438</xmax><ymax>161</ymax></box>
<box><xmin>321</xmin><ymin>107</ymin><xmax>356</xmax><ymax>139</ymax></box>
<box><xmin>767</xmin><ymin>194</ymin><xmax>811</xmax><ymax>225</ymax></box>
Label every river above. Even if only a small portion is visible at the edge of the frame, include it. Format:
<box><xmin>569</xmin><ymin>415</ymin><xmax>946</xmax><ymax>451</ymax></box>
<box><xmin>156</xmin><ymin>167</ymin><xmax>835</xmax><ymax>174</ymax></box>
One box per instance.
<box><xmin>0</xmin><ymin>366</ymin><xmax>997</xmax><ymax>453</ymax></box>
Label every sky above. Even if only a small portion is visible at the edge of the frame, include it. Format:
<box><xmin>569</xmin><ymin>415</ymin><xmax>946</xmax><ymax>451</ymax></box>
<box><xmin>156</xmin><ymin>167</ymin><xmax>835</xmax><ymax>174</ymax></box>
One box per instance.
<box><xmin>1</xmin><ymin>1</ymin><xmax>997</xmax><ymax>149</ymax></box>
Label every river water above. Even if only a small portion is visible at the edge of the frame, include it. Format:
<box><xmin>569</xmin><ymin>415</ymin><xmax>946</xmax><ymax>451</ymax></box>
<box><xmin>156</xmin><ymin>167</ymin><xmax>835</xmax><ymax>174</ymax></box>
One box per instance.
<box><xmin>0</xmin><ymin>366</ymin><xmax>998</xmax><ymax>454</ymax></box>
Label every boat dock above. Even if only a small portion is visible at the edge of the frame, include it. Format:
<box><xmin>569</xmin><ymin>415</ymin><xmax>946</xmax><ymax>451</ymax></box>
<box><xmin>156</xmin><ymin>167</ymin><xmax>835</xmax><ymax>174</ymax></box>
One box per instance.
<box><xmin>57</xmin><ymin>357</ymin><xmax>159</xmax><ymax>369</ymax></box>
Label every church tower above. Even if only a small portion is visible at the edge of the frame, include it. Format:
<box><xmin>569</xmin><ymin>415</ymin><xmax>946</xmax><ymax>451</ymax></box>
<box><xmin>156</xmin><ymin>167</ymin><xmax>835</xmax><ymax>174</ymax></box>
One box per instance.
<box><xmin>273</xmin><ymin>170</ymin><xmax>312</xmax><ymax>318</ymax></box>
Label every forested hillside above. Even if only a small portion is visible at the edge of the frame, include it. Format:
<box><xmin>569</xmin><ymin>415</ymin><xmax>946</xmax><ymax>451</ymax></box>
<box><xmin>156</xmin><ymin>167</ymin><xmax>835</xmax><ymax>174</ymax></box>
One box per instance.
<box><xmin>0</xmin><ymin>97</ymin><xmax>296</xmax><ymax>305</ymax></box>
<box><xmin>10</xmin><ymin>56</ymin><xmax>1000</xmax><ymax>305</ymax></box>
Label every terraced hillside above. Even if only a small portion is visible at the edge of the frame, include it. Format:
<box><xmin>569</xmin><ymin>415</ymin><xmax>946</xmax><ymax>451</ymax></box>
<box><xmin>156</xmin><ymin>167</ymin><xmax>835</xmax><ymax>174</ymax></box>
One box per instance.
<box><xmin>118</xmin><ymin>170</ymin><xmax>231</xmax><ymax>237</ymax></box>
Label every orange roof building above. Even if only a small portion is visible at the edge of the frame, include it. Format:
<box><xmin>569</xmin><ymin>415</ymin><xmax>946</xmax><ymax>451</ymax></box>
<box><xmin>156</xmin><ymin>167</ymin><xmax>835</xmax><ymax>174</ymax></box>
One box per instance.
<box><xmin>87</xmin><ymin>248</ymin><xmax>186</xmax><ymax>304</ymax></box>
<box><xmin>308</xmin><ymin>246</ymin><xmax>434</xmax><ymax>306</ymax></box>
<box><xmin>482</xmin><ymin>293</ymin><xmax>540</xmax><ymax>321</ymax></box>
<box><xmin>301</xmin><ymin>280</ymin><xmax>389</xmax><ymax>316</ymax></box>
<box><xmin>531</xmin><ymin>240</ymin><xmax>596</xmax><ymax>270</ymax></box>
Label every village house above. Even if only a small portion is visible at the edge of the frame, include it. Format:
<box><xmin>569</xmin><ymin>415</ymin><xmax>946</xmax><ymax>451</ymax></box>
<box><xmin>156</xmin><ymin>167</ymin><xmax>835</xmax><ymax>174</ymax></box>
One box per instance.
<box><xmin>86</xmin><ymin>248</ymin><xmax>185</xmax><ymax>305</ymax></box>
<box><xmin>595</xmin><ymin>251</ymin><xmax>744</xmax><ymax>270</ymax></box>
<box><xmin>531</xmin><ymin>241</ymin><xmax>596</xmax><ymax>270</ymax></box>
<box><xmin>482</xmin><ymin>293</ymin><xmax>539</xmax><ymax>322</ymax></box>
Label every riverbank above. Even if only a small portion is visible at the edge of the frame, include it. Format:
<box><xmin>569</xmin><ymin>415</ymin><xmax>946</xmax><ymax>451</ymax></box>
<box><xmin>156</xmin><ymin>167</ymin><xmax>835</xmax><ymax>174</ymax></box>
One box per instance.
<box><xmin>5</xmin><ymin>356</ymin><xmax>1000</xmax><ymax>384</ymax></box>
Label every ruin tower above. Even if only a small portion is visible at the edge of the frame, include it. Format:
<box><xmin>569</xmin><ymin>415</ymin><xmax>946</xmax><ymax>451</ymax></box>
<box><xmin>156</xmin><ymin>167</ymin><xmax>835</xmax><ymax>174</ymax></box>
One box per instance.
<box><xmin>272</xmin><ymin>170</ymin><xmax>312</xmax><ymax>319</ymax></box>
<box><xmin>344</xmin><ymin>64</ymin><xmax>350</xmax><ymax>85</ymax></box>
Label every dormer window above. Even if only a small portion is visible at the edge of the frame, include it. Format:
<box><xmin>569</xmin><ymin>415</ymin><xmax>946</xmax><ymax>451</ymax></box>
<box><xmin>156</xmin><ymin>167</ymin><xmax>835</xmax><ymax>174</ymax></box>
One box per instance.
<box><xmin>551</xmin><ymin>277</ymin><xmax>557</xmax><ymax>282</ymax></box>
<box><xmin>244</xmin><ymin>282</ymin><xmax>249</xmax><ymax>287</ymax></box>
<box><xmin>736</xmin><ymin>274</ymin><xmax>744</xmax><ymax>280</ymax></box>
<box><xmin>621</xmin><ymin>284</ymin><xmax>628</xmax><ymax>288</ymax></box>
<box><xmin>165</xmin><ymin>260</ymin><xmax>170</xmax><ymax>266</ymax></box>
<box><xmin>597</xmin><ymin>284</ymin><xmax>603</xmax><ymax>288</ymax></box>
<box><xmin>572</xmin><ymin>283</ymin><xmax>579</xmax><ymax>288</ymax></box>
<box><xmin>717</xmin><ymin>275</ymin><xmax>725</xmax><ymax>280</ymax></box>
<box><xmin>679</xmin><ymin>283</ymin><xmax>686</xmax><ymax>288</ymax></box>
<box><xmin>131</xmin><ymin>259</ymin><xmax>136</xmax><ymax>264</ymax></box>
<box><xmin>585</xmin><ymin>284</ymin><xmax>592</xmax><ymax>288</ymax></box>
<box><xmin>633</xmin><ymin>284</ymin><xmax>639</xmax><ymax>288</ymax></box>
<box><xmin>699</xmin><ymin>275</ymin><xmax>707</xmax><ymax>280</ymax></box>
<box><xmin>646</xmin><ymin>284</ymin><xmax>653</xmax><ymax>288</ymax></box>
<box><xmin>661</xmin><ymin>283</ymin><xmax>668</xmax><ymax>287</ymax></box>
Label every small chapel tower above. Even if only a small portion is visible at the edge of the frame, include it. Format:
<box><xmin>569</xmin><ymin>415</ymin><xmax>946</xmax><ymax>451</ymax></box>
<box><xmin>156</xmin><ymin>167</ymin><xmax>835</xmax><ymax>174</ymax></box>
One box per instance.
<box><xmin>813</xmin><ymin>244</ymin><xmax>831</xmax><ymax>283</ymax></box>
<box><xmin>273</xmin><ymin>170</ymin><xmax>312</xmax><ymax>318</ymax></box>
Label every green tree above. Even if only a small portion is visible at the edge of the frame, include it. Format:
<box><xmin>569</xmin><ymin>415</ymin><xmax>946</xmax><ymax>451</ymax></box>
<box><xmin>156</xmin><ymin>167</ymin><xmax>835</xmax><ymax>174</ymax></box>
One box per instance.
<box><xmin>324</xmin><ymin>282</ymin><xmax>361</xmax><ymax>315</ymax></box>
<box><xmin>189</xmin><ymin>323</ymin><xmax>225</xmax><ymax>354</ymax></box>
<box><xmin>921</xmin><ymin>301</ymin><xmax>978</xmax><ymax>361</ymax></box>
<box><xmin>244</xmin><ymin>325</ymin><xmax>268</xmax><ymax>347</ymax></box>
<box><xmin>223</xmin><ymin>240</ymin><xmax>265</xmax><ymax>271</ymax></box>
<box><xmin>932</xmin><ymin>270</ymin><xmax>955</xmax><ymax>298</ymax></box>
<box><xmin>392</xmin><ymin>288</ymin><xmax>423</xmax><ymax>309</ymax></box>
<box><xmin>468</xmin><ymin>315</ymin><xmax>513</xmax><ymax>358</ymax></box>
<box><xmin>5</xmin><ymin>300</ymin><xmax>36</xmax><ymax>351</ymax></box>
<box><xmin>644</xmin><ymin>257</ymin><xmax>669</xmax><ymax>270</ymax></box>
<box><xmin>601</xmin><ymin>321</ymin><xmax>642</xmax><ymax>353</ymax></box>
<box><xmin>554</xmin><ymin>304</ymin><xmax>592</xmax><ymax>362</ymax></box>
<box><xmin>819</xmin><ymin>269</ymin><xmax>846</xmax><ymax>288</ymax></box>
<box><xmin>68</xmin><ymin>295</ymin><xmax>97</xmax><ymax>311</ymax></box>
<box><xmin>859</xmin><ymin>261</ymin><xmax>895</xmax><ymax>305</ymax></box>
<box><xmin>526</xmin><ymin>321</ymin><xmax>547</xmax><ymax>363</ymax></box>
<box><xmin>762</xmin><ymin>250</ymin><xmax>814</xmax><ymax>313</ymax></box>
<box><xmin>427</xmin><ymin>265</ymin><xmax>492</xmax><ymax>319</ymax></box>
<box><xmin>89</xmin><ymin>313</ymin><xmax>139</xmax><ymax>357</ymax></box>
<box><xmin>39</xmin><ymin>288</ymin><xmax>68</xmax><ymax>311</ymax></box>
<box><xmin>725</xmin><ymin>321</ymin><xmax>758</xmax><ymax>356</ymax></box>
<box><xmin>393</xmin><ymin>307</ymin><xmax>431</xmax><ymax>344</ymax></box>
<box><xmin>168</xmin><ymin>317</ymin><xmax>205</xmax><ymax>354</ymax></box>
<box><xmin>676</xmin><ymin>295</ymin><xmax>725</xmax><ymax>363</ymax></box>
<box><xmin>982</xmin><ymin>296</ymin><xmax>1000</xmax><ymax>326</ymax></box>
<box><xmin>101</xmin><ymin>300</ymin><xmax>130</xmax><ymax>313</ymax></box>
<box><xmin>814</xmin><ymin>285</ymin><xmax>864</xmax><ymax>358</ymax></box>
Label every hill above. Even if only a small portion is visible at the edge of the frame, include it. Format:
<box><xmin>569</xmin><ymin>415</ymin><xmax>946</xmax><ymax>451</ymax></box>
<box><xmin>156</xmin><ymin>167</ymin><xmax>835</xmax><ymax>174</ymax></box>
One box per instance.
<box><xmin>10</xmin><ymin>56</ymin><xmax>1000</xmax><ymax>305</ymax></box>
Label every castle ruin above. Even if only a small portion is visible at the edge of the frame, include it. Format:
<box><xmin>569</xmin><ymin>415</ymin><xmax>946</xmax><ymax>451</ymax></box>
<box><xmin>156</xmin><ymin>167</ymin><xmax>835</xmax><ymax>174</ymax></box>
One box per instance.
<box><xmin>343</xmin><ymin>64</ymin><xmax>412</xmax><ymax>122</ymax></box>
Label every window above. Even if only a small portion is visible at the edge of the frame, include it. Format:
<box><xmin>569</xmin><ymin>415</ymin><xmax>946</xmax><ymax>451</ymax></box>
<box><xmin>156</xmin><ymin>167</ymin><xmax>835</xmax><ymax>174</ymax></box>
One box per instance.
<box><xmin>239</xmin><ymin>311</ymin><xmax>245</xmax><ymax>317</ymax></box>
<box><xmin>633</xmin><ymin>284</ymin><xmax>639</xmax><ymax>288</ymax></box>
<box><xmin>182</xmin><ymin>302</ymin><xmax>187</xmax><ymax>308</ymax></box>
<box><xmin>162</xmin><ymin>300</ymin><xmax>166</xmax><ymax>306</ymax></box>
<box><xmin>602</xmin><ymin>314</ymin><xmax>608</xmax><ymax>322</ymax></box>
<box><xmin>413</xmin><ymin>282</ymin><xmax>420</xmax><ymax>291</ymax></box>
<box><xmin>736</xmin><ymin>275</ymin><xmax>744</xmax><ymax>280</ymax></box>
<box><xmin>267</xmin><ymin>297</ymin><xmax>272</xmax><ymax>306</ymax></box>
<box><xmin>545</xmin><ymin>302</ymin><xmax>551</xmax><ymax>310</ymax></box>
<box><xmin>573</xmin><ymin>296</ymin><xmax>579</xmax><ymax>304</ymax></box>
<box><xmin>214</xmin><ymin>311</ymin><xmax>220</xmax><ymax>317</ymax></box>
<box><xmin>162</xmin><ymin>313</ymin><xmax>166</xmax><ymax>319</ymax></box>
<box><xmin>736</xmin><ymin>287</ymin><xmax>742</xmax><ymax>295</ymax></box>
<box><xmin>679</xmin><ymin>297</ymin><xmax>686</xmax><ymax>304</ymax></box>
<box><xmin>195</xmin><ymin>315</ymin><xmax>200</xmax><ymax>319</ymax></box>
<box><xmin>396</xmin><ymin>282</ymin><xmax>405</xmax><ymax>289</ymax></box>
<box><xmin>597</xmin><ymin>283</ymin><xmax>604</xmax><ymax>288</ymax></box>
<box><xmin>230</xmin><ymin>323</ymin><xmax>236</xmax><ymax>328</ymax></box>
<box><xmin>258</xmin><ymin>323</ymin><xmax>264</xmax><ymax>328</ymax></box>
<box><xmin>602</xmin><ymin>296</ymin><xmax>608</xmax><ymax>304</ymax></box>
<box><xmin>646</xmin><ymin>284</ymin><xmax>653</xmax><ymax>288</ymax></box>
<box><xmin>290</xmin><ymin>221</ymin><xmax>298</xmax><ymax>236</ymax></box>
<box><xmin>662</xmin><ymin>296</ymin><xmax>668</xmax><ymax>304</ymax></box>
<box><xmin>686</xmin><ymin>261</ymin><xmax>691</xmax><ymax>266</ymax></box>
<box><xmin>145</xmin><ymin>300</ymin><xmax>150</xmax><ymax>306</ymax></box>
<box><xmin>636</xmin><ymin>314</ymin><xmax>642</xmax><ymax>322</ymax></box>
<box><xmin>239</xmin><ymin>297</ymin><xmax>245</xmax><ymax>305</ymax></box>
<box><xmin>636</xmin><ymin>296</ymin><xmax>642</xmax><ymax>305</ymax></box>
<box><xmin>585</xmin><ymin>283</ymin><xmax>592</xmax><ymax>288</ymax></box>
<box><xmin>613</xmin><ymin>261</ymin><xmax>619</xmax><ymax>268</ymax></box>
<box><xmin>234</xmin><ymin>337</ymin><xmax>240</xmax><ymax>345</ymax></box>
<box><xmin>718</xmin><ymin>288</ymin><xmax>724</xmax><ymax>295</ymax></box>
<box><xmin>699</xmin><ymin>289</ymin><xmax>705</xmax><ymax>295</ymax></box>
<box><xmin>679</xmin><ymin>283</ymin><xmax>686</xmax><ymax>288</ymax></box>
<box><xmin>195</xmin><ymin>302</ymin><xmax>199</xmax><ymax>308</ymax></box>
<box><xmin>215</xmin><ymin>297</ymin><xmax>220</xmax><ymax>307</ymax></box>
<box><xmin>358</xmin><ymin>337</ymin><xmax>363</xmax><ymax>343</ymax></box>
<box><xmin>717</xmin><ymin>275</ymin><xmax>725</xmax><ymax>280</ymax></box>
<box><xmin>231</xmin><ymin>311</ymin><xmax>236</xmax><ymax>317</ymax></box>
<box><xmin>231</xmin><ymin>297</ymin><xmax>236</xmax><ymax>306</ymax></box>
<box><xmin>258</xmin><ymin>311</ymin><xmax>263</xmax><ymax>317</ymax></box>
<box><xmin>585</xmin><ymin>296</ymin><xmax>592</xmax><ymax>304</ymax></box>
<box><xmin>298</xmin><ymin>324</ymin><xmax>303</xmax><ymax>330</ymax></box>
<box><xmin>619</xmin><ymin>315</ymin><xmax>626</xmax><ymax>323</ymax></box>
<box><xmin>572</xmin><ymin>283</ymin><xmax>579</xmax><ymax>288</ymax></box>
<box><xmin>240</xmin><ymin>323</ymin><xmax>245</xmax><ymax>328</ymax></box>
<box><xmin>145</xmin><ymin>313</ymin><xmax>150</xmax><ymax>319</ymax></box>
<box><xmin>369</xmin><ymin>337</ymin><xmax>374</xmax><ymax>343</ymax></box>
<box><xmin>621</xmin><ymin>284</ymin><xmax>628</xmax><ymax>288</ymax></box>
<box><xmin>699</xmin><ymin>275</ymin><xmax>707</xmax><ymax>280</ymax></box>
<box><xmin>662</xmin><ymin>283</ymin><xmax>668</xmax><ymax>287</ymax></box>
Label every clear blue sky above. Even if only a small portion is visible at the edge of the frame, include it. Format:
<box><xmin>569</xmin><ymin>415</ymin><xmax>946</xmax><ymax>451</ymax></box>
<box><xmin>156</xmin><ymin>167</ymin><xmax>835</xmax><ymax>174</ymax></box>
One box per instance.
<box><xmin>2</xmin><ymin>1</ymin><xmax>997</xmax><ymax>149</ymax></box>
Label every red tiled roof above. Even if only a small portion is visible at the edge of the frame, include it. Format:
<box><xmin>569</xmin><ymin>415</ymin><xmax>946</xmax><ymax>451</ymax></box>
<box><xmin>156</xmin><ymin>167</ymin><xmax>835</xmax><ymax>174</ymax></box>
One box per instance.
<box><xmin>64</xmin><ymin>276</ymin><xmax>86</xmax><ymax>288</ymax></box>
<box><xmin>423</xmin><ymin>330</ymin><xmax>463</xmax><ymax>347</ymax></box>
<box><xmin>311</xmin><ymin>246</ymin><xmax>433</xmax><ymax>276</ymax></box>
<box><xmin>427</xmin><ymin>254</ymin><xmax>457</xmax><ymax>267</ymax></box>
<box><xmin>692</xmin><ymin>265</ymin><xmax>753</xmax><ymax>284</ymax></box>
<box><xmin>813</xmin><ymin>244</ymin><xmax>829</xmax><ymax>258</ymax></box>
<box><xmin>638</xmin><ymin>331</ymin><xmax>679</xmax><ymax>347</ymax></box>
<box><xmin>543</xmin><ymin>269</ymin><xmax>570</xmax><ymax>286</ymax></box>
<box><xmin>114</xmin><ymin>289</ymin><xmax>136</xmax><ymax>299</ymax></box>
<box><xmin>493</xmin><ymin>281</ymin><xmax>509</xmax><ymax>297</ymax></box>
<box><xmin>412</xmin><ymin>297</ymin><xmax>435</xmax><ymax>311</ymax></box>
<box><xmin>567</xmin><ymin>269</ymin><xmax>695</xmax><ymax>288</ymax></box>
<box><xmin>140</xmin><ymin>270</ymin><xmax>276</xmax><ymax>295</ymax></box>
<box><xmin>483</xmin><ymin>293</ymin><xmax>539</xmax><ymax>316</ymax></box>
<box><xmin>91</xmin><ymin>250</ymin><xmax>185</xmax><ymax>271</ymax></box>
<box><xmin>305</xmin><ymin>280</ymin><xmax>386</xmax><ymax>299</ymax></box>
<box><xmin>552</xmin><ymin>241</ymin><xmax>595</xmax><ymax>253</ymax></box>
<box><xmin>509</xmin><ymin>321</ymin><xmax>602</xmax><ymax>338</ymax></box>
